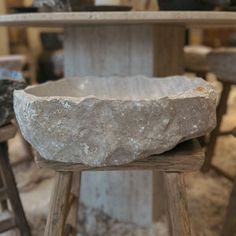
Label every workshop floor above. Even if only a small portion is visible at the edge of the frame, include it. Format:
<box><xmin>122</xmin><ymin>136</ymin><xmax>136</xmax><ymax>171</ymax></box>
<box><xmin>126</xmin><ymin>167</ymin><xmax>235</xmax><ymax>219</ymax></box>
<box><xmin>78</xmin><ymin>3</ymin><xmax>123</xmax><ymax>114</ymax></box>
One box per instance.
<box><xmin>2</xmin><ymin>79</ymin><xmax>236</xmax><ymax>236</ymax></box>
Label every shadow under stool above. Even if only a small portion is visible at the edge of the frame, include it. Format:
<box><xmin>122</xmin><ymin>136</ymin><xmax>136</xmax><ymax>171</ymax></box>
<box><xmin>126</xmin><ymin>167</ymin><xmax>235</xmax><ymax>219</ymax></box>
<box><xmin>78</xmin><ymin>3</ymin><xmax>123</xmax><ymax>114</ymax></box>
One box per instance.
<box><xmin>202</xmin><ymin>48</ymin><xmax>236</xmax><ymax>177</ymax></box>
<box><xmin>35</xmin><ymin>139</ymin><xmax>204</xmax><ymax>236</ymax></box>
<box><xmin>0</xmin><ymin>124</ymin><xmax>31</xmax><ymax>235</ymax></box>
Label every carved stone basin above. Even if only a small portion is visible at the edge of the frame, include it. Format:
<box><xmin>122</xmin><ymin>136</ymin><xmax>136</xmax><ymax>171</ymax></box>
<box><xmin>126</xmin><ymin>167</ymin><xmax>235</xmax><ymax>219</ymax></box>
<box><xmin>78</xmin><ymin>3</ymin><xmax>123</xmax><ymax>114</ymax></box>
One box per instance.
<box><xmin>14</xmin><ymin>75</ymin><xmax>216</xmax><ymax>166</ymax></box>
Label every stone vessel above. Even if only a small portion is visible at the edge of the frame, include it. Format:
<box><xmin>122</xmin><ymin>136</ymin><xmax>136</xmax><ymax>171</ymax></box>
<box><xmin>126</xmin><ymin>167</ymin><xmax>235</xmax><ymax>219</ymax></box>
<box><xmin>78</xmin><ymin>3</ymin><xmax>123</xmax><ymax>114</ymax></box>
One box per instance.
<box><xmin>14</xmin><ymin>75</ymin><xmax>217</xmax><ymax>166</ymax></box>
<box><xmin>0</xmin><ymin>69</ymin><xmax>26</xmax><ymax>127</ymax></box>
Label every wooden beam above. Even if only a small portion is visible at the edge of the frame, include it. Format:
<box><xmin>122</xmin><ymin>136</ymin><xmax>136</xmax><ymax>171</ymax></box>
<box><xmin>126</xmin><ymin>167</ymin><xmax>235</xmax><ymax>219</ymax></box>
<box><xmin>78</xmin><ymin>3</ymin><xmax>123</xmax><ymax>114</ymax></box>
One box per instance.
<box><xmin>165</xmin><ymin>173</ymin><xmax>191</xmax><ymax>236</ymax></box>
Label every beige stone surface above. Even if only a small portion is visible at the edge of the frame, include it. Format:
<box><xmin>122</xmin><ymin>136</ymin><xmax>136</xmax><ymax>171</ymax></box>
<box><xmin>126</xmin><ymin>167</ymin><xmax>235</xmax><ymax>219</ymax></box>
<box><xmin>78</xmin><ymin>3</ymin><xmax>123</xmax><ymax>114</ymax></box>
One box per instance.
<box><xmin>14</xmin><ymin>75</ymin><xmax>216</xmax><ymax>166</ymax></box>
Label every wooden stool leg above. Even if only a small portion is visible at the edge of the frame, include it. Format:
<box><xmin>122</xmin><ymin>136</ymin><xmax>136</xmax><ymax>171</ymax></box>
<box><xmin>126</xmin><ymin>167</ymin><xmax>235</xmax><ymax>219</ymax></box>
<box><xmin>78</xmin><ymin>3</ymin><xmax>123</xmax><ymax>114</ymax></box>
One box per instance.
<box><xmin>0</xmin><ymin>142</ymin><xmax>31</xmax><ymax>236</ymax></box>
<box><xmin>65</xmin><ymin>172</ymin><xmax>81</xmax><ymax>236</ymax></box>
<box><xmin>221</xmin><ymin>176</ymin><xmax>236</xmax><ymax>236</ymax></box>
<box><xmin>0</xmin><ymin>171</ymin><xmax>8</xmax><ymax>211</ymax></box>
<box><xmin>44</xmin><ymin>171</ymin><xmax>73</xmax><ymax>236</ymax></box>
<box><xmin>165</xmin><ymin>173</ymin><xmax>191</xmax><ymax>236</ymax></box>
<box><xmin>152</xmin><ymin>171</ymin><xmax>168</xmax><ymax>223</ymax></box>
<box><xmin>202</xmin><ymin>82</ymin><xmax>231</xmax><ymax>172</ymax></box>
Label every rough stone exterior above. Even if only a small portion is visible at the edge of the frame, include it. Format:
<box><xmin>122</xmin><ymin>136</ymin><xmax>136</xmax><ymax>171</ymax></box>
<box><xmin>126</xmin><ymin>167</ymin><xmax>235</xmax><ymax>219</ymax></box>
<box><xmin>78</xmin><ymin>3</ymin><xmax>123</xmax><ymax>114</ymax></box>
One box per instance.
<box><xmin>14</xmin><ymin>75</ymin><xmax>216</xmax><ymax>166</ymax></box>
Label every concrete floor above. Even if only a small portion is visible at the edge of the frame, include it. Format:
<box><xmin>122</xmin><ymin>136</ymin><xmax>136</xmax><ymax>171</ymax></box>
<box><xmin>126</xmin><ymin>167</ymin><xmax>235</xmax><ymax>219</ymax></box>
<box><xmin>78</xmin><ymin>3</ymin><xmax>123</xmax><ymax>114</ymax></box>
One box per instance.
<box><xmin>2</xmin><ymin>79</ymin><xmax>236</xmax><ymax>236</ymax></box>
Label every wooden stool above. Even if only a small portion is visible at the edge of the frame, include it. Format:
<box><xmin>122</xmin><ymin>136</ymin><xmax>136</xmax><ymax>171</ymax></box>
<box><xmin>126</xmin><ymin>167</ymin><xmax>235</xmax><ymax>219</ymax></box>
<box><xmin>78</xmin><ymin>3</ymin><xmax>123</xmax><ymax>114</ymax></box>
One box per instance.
<box><xmin>35</xmin><ymin>139</ymin><xmax>204</xmax><ymax>236</ymax></box>
<box><xmin>0</xmin><ymin>124</ymin><xmax>31</xmax><ymax>235</ymax></box>
<box><xmin>221</xmin><ymin>130</ymin><xmax>236</xmax><ymax>236</ymax></box>
<box><xmin>202</xmin><ymin>48</ymin><xmax>236</xmax><ymax>174</ymax></box>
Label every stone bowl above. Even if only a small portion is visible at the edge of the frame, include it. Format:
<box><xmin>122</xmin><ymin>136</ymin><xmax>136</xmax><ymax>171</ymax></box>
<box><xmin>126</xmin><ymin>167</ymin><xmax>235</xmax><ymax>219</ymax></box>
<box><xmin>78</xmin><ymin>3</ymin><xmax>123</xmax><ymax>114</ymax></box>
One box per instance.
<box><xmin>0</xmin><ymin>69</ymin><xmax>26</xmax><ymax>127</ymax></box>
<box><xmin>14</xmin><ymin>76</ymin><xmax>217</xmax><ymax>166</ymax></box>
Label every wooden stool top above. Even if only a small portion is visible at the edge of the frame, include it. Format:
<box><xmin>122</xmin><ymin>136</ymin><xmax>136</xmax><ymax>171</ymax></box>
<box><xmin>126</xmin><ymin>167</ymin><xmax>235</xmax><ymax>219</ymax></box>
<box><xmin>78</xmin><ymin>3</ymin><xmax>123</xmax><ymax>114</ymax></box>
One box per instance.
<box><xmin>0</xmin><ymin>124</ymin><xmax>17</xmax><ymax>143</ymax></box>
<box><xmin>207</xmin><ymin>48</ymin><xmax>236</xmax><ymax>83</ymax></box>
<box><xmin>35</xmin><ymin>139</ymin><xmax>204</xmax><ymax>172</ymax></box>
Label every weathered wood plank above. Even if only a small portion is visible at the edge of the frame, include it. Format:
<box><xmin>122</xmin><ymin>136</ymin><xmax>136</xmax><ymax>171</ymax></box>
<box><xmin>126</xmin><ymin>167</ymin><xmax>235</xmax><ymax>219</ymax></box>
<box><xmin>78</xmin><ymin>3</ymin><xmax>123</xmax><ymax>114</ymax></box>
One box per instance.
<box><xmin>154</xmin><ymin>24</ymin><xmax>185</xmax><ymax>77</ymax></box>
<box><xmin>165</xmin><ymin>173</ymin><xmax>191</xmax><ymax>236</ymax></box>
<box><xmin>44</xmin><ymin>172</ymin><xmax>73</xmax><ymax>236</ymax></box>
<box><xmin>36</xmin><ymin>140</ymin><xmax>204</xmax><ymax>172</ymax></box>
<box><xmin>152</xmin><ymin>171</ymin><xmax>167</xmax><ymax>222</ymax></box>
<box><xmin>64</xmin><ymin>172</ymin><xmax>81</xmax><ymax>236</ymax></box>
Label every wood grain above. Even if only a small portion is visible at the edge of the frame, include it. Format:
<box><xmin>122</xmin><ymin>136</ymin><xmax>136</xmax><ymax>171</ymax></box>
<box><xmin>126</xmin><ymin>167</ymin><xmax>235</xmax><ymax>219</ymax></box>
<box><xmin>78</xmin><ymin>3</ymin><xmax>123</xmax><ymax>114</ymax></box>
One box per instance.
<box><xmin>0</xmin><ymin>12</ymin><xmax>236</xmax><ymax>27</ymax></box>
<box><xmin>165</xmin><ymin>173</ymin><xmax>191</xmax><ymax>236</ymax></box>
<box><xmin>64</xmin><ymin>172</ymin><xmax>81</xmax><ymax>236</ymax></box>
<box><xmin>44</xmin><ymin>171</ymin><xmax>72</xmax><ymax>236</ymax></box>
<box><xmin>36</xmin><ymin>140</ymin><xmax>204</xmax><ymax>172</ymax></box>
<box><xmin>152</xmin><ymin>171</ymin><xmax>167</xmax><ymax>222</ymax></box>
<box><xmin>154</xmin><ymin>24</ymin><xmax>185</xmax><ymax>77</ymax></box>
<box><xmin>0</xmin><ymin>124</ymin><xmax>17</xmax><ymax>143</ymax></box>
